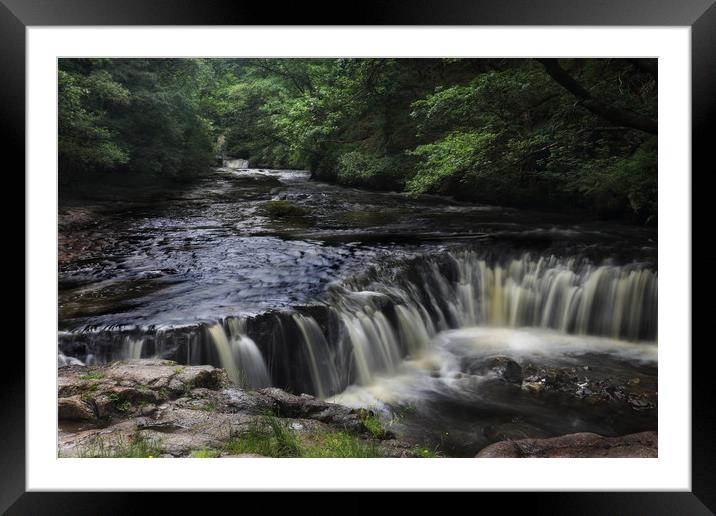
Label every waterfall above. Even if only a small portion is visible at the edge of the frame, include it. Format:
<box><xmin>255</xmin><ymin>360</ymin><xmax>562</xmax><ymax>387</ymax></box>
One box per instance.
<box><xmin>206</xmin><ymin>322</ymin><xmax>242</xmax><ymax>386</ymax></box>
<box><xmin>393</xmin><ymin>252</ymin><xmax>659</xmax><ymax>342</ymax></box>
<box><xmin>275</xmin><ymin>251</ymin><xmax>658</xmax><ymax>396</ymax></box>
<box><xmin>292</xmin><ymin>314</ymin><xmax>340</xmax><ymax>398</ymax></box>
<box><xmin>226</xmin><ymin>318</ymin><xmax>271</xmax><ymax>389</ymax></box>
<box><xmin>58</xmin><ymin>251</ymin><xmax>657</xmax><ymax>399</ymax></box>
<box><xmin>206</xmin><ymin>318</ymin><xmax>271</xmax><ymax>388</ymax></box>
<box><xmin>124</xmin><ymin>337</ymin><xmax>144</xmax><ymax>359</ymax></box>
<box><xmin>339</xmin><ymin>308</ymin><xmax>402</xmax><ymax>385</ymax></box>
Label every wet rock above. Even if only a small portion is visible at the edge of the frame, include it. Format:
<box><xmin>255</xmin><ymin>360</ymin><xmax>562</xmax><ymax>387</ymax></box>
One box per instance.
<box><xmin>461</xmin><ymin>355</ymin><xmax>523</xmax><ymax>385</ymax></box>
<box><xmin>476</xmin><ymin>431</ymin><xmax>657</xmax><ymax>458</ymax></box>
<box><xmin>257</xmin><ymin>387</ymin><xmax>371</xmax><ymax>435</ymax></box>
<box><xmin>520</xmin><ymin>363</ymin><xmax>657</xmax><ymax>412</ymax></box>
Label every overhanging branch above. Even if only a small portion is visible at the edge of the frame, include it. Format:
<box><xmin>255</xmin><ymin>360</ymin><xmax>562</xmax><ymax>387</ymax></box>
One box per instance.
<box><xmin>536</xmin><ymin>59</ymin><xmax>657</xmax><ymax>135</ymax></box>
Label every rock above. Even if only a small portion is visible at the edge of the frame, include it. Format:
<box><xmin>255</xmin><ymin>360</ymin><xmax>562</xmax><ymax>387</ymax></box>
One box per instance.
<box><xmin>58</xmin><ymin>360</ymin><xmax>229</xmax><ymax>420</ymax></box>
<box><xmin>460</xmin><ymin>355</ymin><xmax>523</xmax><ymax>385</ymax></box>
<box><xmin>213</xmin><ymin>388</ymin><xmax>279</xmax><ymax>415</ymax></box>
<box><xmin>58</xmin><ymin>395</ymin><xmax>96</xmax><ymax>421</ymax></box>
<box><xmin>475</xmin><ymin>431</ymin><xmax>657</xmax><ymax>458</ymax></box>
<box><xmin>58</xmin><ymin>359</ymin><xmax>411</xmax><ymax>458</ymax></box>
<box><xmin>257</xmin><ymin>387</ymin><xmax>371</xmax><ymax>435</ymax></box>
<box><xmin>378</xmin><ymin>439</ymin><xmax>423</xmax><ymax>458</ymax></box>
<box><xmin>519</xmin><ymin>363</ymin><xmax>657</xmax><ymax>412</ymax></box>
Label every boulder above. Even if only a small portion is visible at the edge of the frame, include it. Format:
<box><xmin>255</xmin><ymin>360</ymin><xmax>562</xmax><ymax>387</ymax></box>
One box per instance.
<box><xmin>257</xmin><ymin>387</ymin><xmax>370</xmax><ymax>435</ymax></box>
<box><xmin>58</xmin><ymin>360</ymin><xmax>229</xmax><ymax>420</ymax></box>
<box><xmin>475</xmin><ymin>431</ymin><xmax>657</xmax><ymax>458</ymax></box>
<box><xmin>58</xmin><ymin>395</ymin><xmax>96</xmax><ymax>421</ymax></box>
<box><xmin>461</xmin><ymin>355</ymin><xmax>523</xmax><ymax>385</ymax></box>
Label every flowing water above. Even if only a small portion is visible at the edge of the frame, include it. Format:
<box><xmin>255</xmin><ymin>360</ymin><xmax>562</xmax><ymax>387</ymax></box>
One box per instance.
<box><xmin>59</xmin><ymin>168</ymin><xmax>657</xmax><ymax>455</ymax></box>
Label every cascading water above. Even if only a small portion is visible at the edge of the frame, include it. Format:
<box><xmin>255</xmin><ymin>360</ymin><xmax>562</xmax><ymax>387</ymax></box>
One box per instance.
<box><xmin>124</xmin><ymin>336</ymin><xmax>144</xmax><ymax>359</ymax></box>
<box><xmin>206</xmin><ymin>318</ymin><xmax>271</xmax><ymax>388</ymax></box>
<box><xmin>292</xmin><ymin>314</ymin><xmax>342</xmax><ymax>398</ymax></box>
<box><xmin>313</xmin><ymin>251</ymin><xmax>657</xmax><ymax>395</ymax></box>
<box><xmin>58</xmin><ymin>250</ymin><xmax>657</xmax><ymax>400</ymax></box>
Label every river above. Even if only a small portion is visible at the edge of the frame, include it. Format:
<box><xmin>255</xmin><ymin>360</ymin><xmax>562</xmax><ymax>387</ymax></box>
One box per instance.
<box><xmin>58</xmin><ymin>167</ymin><xmax>658</xmax><ymax>456</ymax></box>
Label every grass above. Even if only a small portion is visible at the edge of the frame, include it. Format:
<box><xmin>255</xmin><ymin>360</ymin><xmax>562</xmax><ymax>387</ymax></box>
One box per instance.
<box><xmin>67</xmin><ymin>415</ymin><xmax>437</xmax><ymax>459</ymax></box>
<box><xmin>79</xmin><ymin>372</ymin><xmax>105</xmax><ymax>381</ymax></box>
<box><xmin>190</xmin><ymin>447</ymin><xmax>222</xmax><ymax>458</ymax></box>
<box><xmin>73</xmin><ymin>433</ymin><xmax>162</xmax><ymax>458</ymax></box>
<box><xmin>358</xmin><ymin>409</ymin><xmax>387</xmax><ymax>438</ymax></box>
<box><xmin>224</xmin><ymin>416</ymin><xmax>302</xmax><ymax>457</ymax></box>
<box><xmin>412</xmin><ymin>446</ymin><xmax>442</xmax><ymax>458</ymax></box>
<box><xmin>302</xmin><ymin>432</ymin><xmax>383</xmax><ymax>458</ymax></box>
<box><xmin>219</xmin><ymin>415</ymin><xmax>385</xmax><ymax>458</ymax></box>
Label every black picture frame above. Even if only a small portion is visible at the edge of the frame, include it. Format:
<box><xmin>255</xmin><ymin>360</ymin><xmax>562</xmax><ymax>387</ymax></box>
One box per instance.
<box><xmin>5</xmin><ymin>0</ymin><xmax>714</xmax><ymax>512</ymax></box>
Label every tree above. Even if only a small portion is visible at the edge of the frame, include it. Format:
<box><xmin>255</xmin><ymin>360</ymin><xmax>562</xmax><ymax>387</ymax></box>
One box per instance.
<box><xmin>537</xmin><ymin>58</ymin><xmax>657</xmax><ymax>134</ymax></box>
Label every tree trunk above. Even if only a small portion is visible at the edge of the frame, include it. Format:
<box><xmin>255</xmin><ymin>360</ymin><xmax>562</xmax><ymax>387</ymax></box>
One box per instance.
<box><xmin>536</xmin><ymin>59</ymin><xmax>657</xmax><ymax>134</ymax></box>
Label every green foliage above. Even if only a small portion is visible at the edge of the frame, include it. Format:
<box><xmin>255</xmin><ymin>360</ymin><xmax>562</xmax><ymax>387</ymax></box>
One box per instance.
<box><xmin>58</xmin><ymin>68</ymin><xmax>129</xmax><ymax>174</ymax></box>
<box><xmin>336</xmin><ymin>151</ymin><xmax>414</xmax><ymax>189</ymax></box>
<box><xmin>357</xmin><ymin>409</ymin><xmax>388</xmax><ymax>439</ymax></box>
<box><xmin>413</xmin><ymin>446</ymin><xmax>442</xmax><ymax>458</ymax></box>
<box><xmin>302</xmin><ymin>432</ymin><xmax>383</xmax><ymax>458</ymax></box>
<box><xmin>59</xmin><ymin>58</ymin><xmax>214</xmax><ymax>180</ymax></box>
<box><xmin>190</xmin><ymin>447</ymin><xmax>222</xmax><ymax>458</ymax></box>
<box><xmin>223</xmin><ymin>415</ymin><xmax>384</xmax><ymax>458</ymax></box>
<box><xmin>561</xmin><ymin>138</ymin><xmax>657</xmax><ymax>220</ymax></box>
<box><xmin>407</xmin><ymin>131</ymin><xmax>501</xmax><ymax>194</ymax></box>
<box><xmin>78</xmin><ymin>372</ymin><xmax>105</xmax><ymax>381</ymax></box>
<box><xmin>336</xmin><ymin>151</ymin><xmax>389</xmax><ymax>187</ymax></box>
<box><xmin>59</xmin><ymin>57</ymin><xmax>657</xmax><ymax>221</ymax></box>
<box><xmin>225</xmin><ymin>416</ymin><xmax>302</xmax><ymax>457</ymax></box>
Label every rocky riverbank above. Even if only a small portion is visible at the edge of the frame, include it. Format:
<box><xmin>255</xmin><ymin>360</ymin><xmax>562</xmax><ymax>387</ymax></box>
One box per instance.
<box><xmin>58</xmin><ymin>359</ymin><xmax>425</xmax><ymax>458</ymax></box>
<box><xmin>58</xmin><ymin>359</ymin><xmax>657</xmax><ymax>458</ymax></box>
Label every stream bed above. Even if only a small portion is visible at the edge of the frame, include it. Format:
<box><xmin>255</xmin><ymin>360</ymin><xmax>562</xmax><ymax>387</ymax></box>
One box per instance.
<box><xmin>58</xmin><ymin>168</ymin><xmax>658</xmax><ymax>456</ymax></box>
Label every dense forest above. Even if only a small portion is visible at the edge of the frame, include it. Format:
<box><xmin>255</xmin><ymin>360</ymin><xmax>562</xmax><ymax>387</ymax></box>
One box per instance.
<box><xmin>59</xmin><ymin>58</ymin><xmax>657</xmax><ymax>223</ymax></box>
